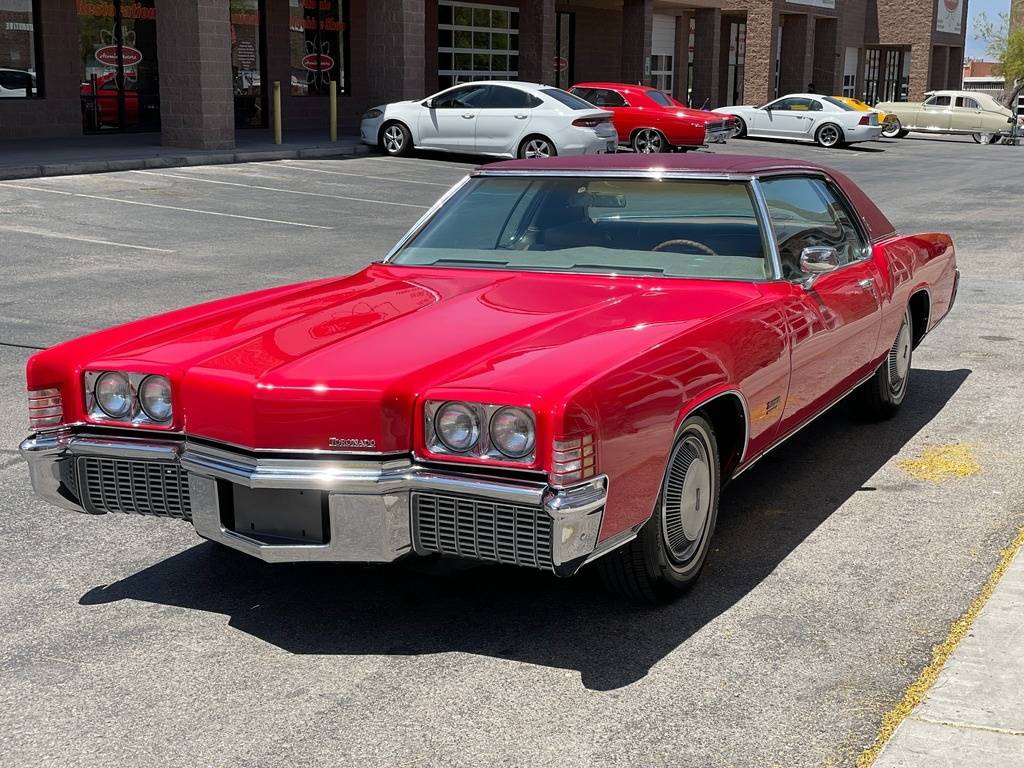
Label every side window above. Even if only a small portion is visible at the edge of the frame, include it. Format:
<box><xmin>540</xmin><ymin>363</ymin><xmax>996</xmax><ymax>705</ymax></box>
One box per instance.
<box><xmin>592</xmin><ymin>89</ymin><xmax>628</xmax><ymax>107</ymax></box>
<box><xmin>482</xmin><ymin>85</ymin><xmax>532</xmax><ymax>109</ymax></box>
<box><xmin>924</xmin><ymin>95</ymin><xmax>951</xmax><ymax>107</ymax></box>
<box><xmin>569</xmin><ymin>87</ymin><xmax>597</xmax><ymax>103</ymax></box>
<box><xmin>432</xmin><ymin>86</ymin><xmax>487</xmax><ymax>109</ymax></box>
<box><xmin>956</xmin><ymin>96</ymin><xmax>979</xmax><ymax>109</ymax></box>
<box><xmin>807</xmin><ymin>99</ymin><xmax>824</xmax><ymax>112</ymax></box>
<box><xmin>760</xmin><ymin>176</ymin><xmax>868</xmax><ymax>280</ymax></box>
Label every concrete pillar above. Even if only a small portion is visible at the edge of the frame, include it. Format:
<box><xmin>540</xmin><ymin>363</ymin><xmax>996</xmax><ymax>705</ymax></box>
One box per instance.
<box><xmin>929</xmin><ymin>45</ymin><xmax>949</xmax><ymax>92</ymax></box>
<box><xmin>156</xmin><ymin>0</ymin><xmax>234</xmax><ymax>149</ymax></box>
<box><xmin>778</xmin><ymin>13</ymin><xmax>813</xmax><ymax>95</ymax></box>
<box><xmin>620</xmin><ymin>0</ymin><xmax>653</xmax><ymax>86</ymax></box>
<box><xmin>366</xmin><ymin>0</ymin><xmax>426</xmax><ymax>104</ymax></box>
<box><xmin>691</xmin><ymin>8</ymin><xmax>721</xmax><ymax>108</ymax></box>
<box><xmin>907</xmin><ymin>43</ymin><xmax>932</xmax><ymax>102</ymax></box>
<box><xmin>947</xmin><ymin>46</ymin><xmax>964</xmax><ymax>89</ymax></box>
<box><xmin>519</xmin><ymin>0</ymin><xmax>556</xmax><ymax>85</ymax></box>
<box><xmin>742</xmin><ymin>1</ymin><xmax>778</xmax><ymax>106</ymax></box>
<box><xmin>812</xmin><ymin>17</ymin><xmax>840</xmax><ymax>97</ymax></box>
<box><xmin>674</xmin><ymin>11</ymin><xmax>693</xmax><ymax>103</ymax></box>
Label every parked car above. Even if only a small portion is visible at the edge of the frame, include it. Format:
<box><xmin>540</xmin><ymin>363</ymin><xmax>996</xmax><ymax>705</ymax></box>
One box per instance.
<box><xmin>0</xmin><ymin>68</ymin><xmax>36</xmax><ymax>97</ymax></box>
<box><xmin>568</xmin><ymin>81</ymin><xmax>735</xmax><ymax>152</ymax></box>
<box><xmin>80</xmin><ymin>73</ymin><xmax>139</xmax><ymax>129</ymax></box>
<box><xmin>360</xmin><ymin>81</ymin><xmax>617</xmax><ymax>159</ymax></box>
<box><xmin>832</xmin><ymin>96</ymin><xmax>898</xmax><ymax>133</ymax></box>
<box><xmin>20</xmin><ymin>154</ymin><xmax>958</xmax><ymax>602</ymax></box>
<box><xmin>875</xmin><ymin>90</ymin><xmax>1013</xmax><ymax>144</ymax></box>
<box><xmin>714</xmin><ymin>94</ymin><xmax>883</xmax><ymax>147</ymax></box>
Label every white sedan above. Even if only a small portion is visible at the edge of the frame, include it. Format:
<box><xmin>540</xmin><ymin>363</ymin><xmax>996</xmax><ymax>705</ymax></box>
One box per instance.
<box><xmin>713</xmin><ymin>94</ymin><xmax>883</xmax><ymax>148</ymax></box>
<box><xmin>360</xmin><ymin>81</ymin><xmax>618</xmax><ymax>159</ymax></box>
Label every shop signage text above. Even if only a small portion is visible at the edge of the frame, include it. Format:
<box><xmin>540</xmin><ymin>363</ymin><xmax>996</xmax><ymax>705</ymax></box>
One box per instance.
<box><xmin>302</xmin><ymin>53</ymin><xmax>335</xmax><ymax>72</ymax></box>
<box><xmin>95</xmin><ymin>44</ymin><xmax>143</xmax><ymax>67</ymax></box>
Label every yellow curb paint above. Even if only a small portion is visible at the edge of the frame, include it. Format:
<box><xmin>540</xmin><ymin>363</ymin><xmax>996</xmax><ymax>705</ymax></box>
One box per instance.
<box><xmin>897</xmin><ymin>443</ymin><xmax>981</xmax><ymax>482</ymax></box>
<box><xmin>855</xmin><ymin>526</ymin><xmax>1024</xmax><ymax>767</ymax></box>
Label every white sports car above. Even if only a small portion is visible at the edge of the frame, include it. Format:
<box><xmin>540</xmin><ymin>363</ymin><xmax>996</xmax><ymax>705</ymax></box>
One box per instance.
<box><xmin>714</xmin><ymin>94</ymin><xmax>883</xmax><ymax>148</ymax></box>
<box><xmin>360</xmin><ymin>81</ymin><xmax>618</xmax><ymax>159</ymax></box>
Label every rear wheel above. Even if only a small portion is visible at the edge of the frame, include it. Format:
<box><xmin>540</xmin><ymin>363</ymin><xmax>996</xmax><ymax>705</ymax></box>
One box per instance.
<box><xmin>380</xmin><ymin>122</ymin><xmax>412</xmax><ymax>156</ymax></box>
<box><xmin>632</xmin><ymin>128</ymin><xmax>668</xmax><ymax>153</ymax></box>
<box><xmin>880</xmin><ymin>118</ymin><xmax>903</xmax><ymax>139</ymax></box>
<box><xmin>853</xmin><ymin>307</ymin><xmax>913</xmax><ymax>420</ymax></box>
<box><xmin>599</xmin><ymin>414</ymin><xmax>720</xmax><ymax>603</ymax></box>
<box><xmin>815</xmin><ymin>122</ymin><xmax>844</xmax><ymax>148</ymax></box>
<box><xmin>972</xmin><ymin>132</ymin><xmax>1001</xmax><ymax>145</ymax></box>
<box><xmin>518</xmin><ymin>135</ymin><xmax>556</xmax><ymax>159</ymax></box>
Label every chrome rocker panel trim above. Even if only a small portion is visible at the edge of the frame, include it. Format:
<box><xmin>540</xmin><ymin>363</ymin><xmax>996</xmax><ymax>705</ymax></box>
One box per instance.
<box><xmin>20</xmin><ymin>431</ymin><xmax>609</xmax><ymax>570</ymax></box>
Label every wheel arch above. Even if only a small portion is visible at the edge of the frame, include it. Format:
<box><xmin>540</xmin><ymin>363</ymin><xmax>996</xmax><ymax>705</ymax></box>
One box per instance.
<box><xmin>518</xmin><ymin>132</ymin><xmax>556</xmax><ymax>157</ymax></box>
<box><xmin>675</xmin><ymin>389</ymin><xmax>749</xmax><ymax>481</ymax></box>
<box><xmin>908</xmin><ymin>287</ymin><xmax>931</xmax><ymax>348</ymax></box>
<box><xmin>377</xmin><ymin>118</ymin><xmax>413</xmax><ymax>147</ymax></box>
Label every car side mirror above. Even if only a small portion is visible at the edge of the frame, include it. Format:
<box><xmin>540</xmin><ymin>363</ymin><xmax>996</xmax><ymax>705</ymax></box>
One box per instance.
<box><xmin>423</xmin><ymin>98</ymin><xmax>435</xmax><ymax>109</ymax></box>
<box><xmin>799</xmin><ymin>246</ymin><xmax>840</xmax><ymax>284</ymax></box>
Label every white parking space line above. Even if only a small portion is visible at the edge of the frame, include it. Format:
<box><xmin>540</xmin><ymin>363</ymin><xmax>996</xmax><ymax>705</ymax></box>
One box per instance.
<box><xmin>262</xmin><ymin>161</ymin><xmax>455</xmax><ymax>187</ymax></box>
<box><xmin>0</xmin><ymin>224</ymin><xmax>175</xmax><ymax>253</ymax></box>
<box><xmin>361</xmin><ymin>155</ymin><xmax>478</xmax><ymax>171</ymax></box>
<box><xmin>0</xmin><ymin>182</ymin><xmax>334</xmax><ymax>229</ymax></box>
<box><xmin>130</xmin><ymin>170</ymin><xmax>432</xmax><ymax>208</ymax></box>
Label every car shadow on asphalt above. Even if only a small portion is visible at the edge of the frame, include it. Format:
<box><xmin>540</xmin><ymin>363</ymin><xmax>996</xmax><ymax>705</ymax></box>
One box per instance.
<box><xmin>79</xmin><ymin>367</ymin><xmax>970</xmax><ymax>691</ymax></box>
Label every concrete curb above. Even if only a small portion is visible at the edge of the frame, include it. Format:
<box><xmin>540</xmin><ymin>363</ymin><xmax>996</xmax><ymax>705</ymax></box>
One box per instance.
<box><xmin>0</xmin><ymin>143</ymin><xmax>370</xmax><ymax>181</ymax></box>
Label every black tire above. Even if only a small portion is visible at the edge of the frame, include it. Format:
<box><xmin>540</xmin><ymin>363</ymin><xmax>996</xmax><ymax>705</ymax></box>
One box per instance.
<box><xmin>815</xmin><ymin>122</ymin><xmax>844</xmax><ymax>148</ymax></box>
<box><xmin>880</xmin><ymin>118</ymin><xmax>903</xmax><ymax>139</ymax></box>
<box><xmin>731</xmin><ymin>116</ymin><xmax>747</xmax><ymax>138</ymax></box>
<box><xmin>632</xmin><ymin>128</ymin><xmax>669</xmax><ymax>153</ymax></box>
<box><xmin>853</xmin><ymin>307</ymin><xmax>913</xmax><ymax>420</ymax></box>
<box><xmin>518</xmin><ymin>135</ymin><xmax>557</xmax><ymax>159</ymax></box>
<box><xmin>896</xmin><ymin>129</ymin><xmax>910</xmax><ymax>139</ymax></box>
<box><xmin>379</xmin><ymin>121</ymin><xmax>412</xmax><ymax>156</ymax></box>
<box><xmin>599</xmin><ymin>414</ymin><xmax>720</xmax><ymax>603</ymax></box>
<box><xmin>972</xmin><ymin>132</ymin><xmax>1000</xmax><ymax>145</ymax></box>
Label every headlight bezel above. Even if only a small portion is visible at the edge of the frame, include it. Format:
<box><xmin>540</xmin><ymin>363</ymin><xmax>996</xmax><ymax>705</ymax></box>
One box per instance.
<box><xmin>84</xmin><ymin>370</ymin><xmax>176</xmax><ymax>428</ymax></box>
<box><xmin>424</xmin><ymin>400</ymin><xmax>537</xmax><ymax>465</ymax></box>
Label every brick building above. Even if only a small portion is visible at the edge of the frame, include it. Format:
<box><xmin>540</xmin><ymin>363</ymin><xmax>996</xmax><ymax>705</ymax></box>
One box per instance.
<box><xmin>0</xmin><ymin>0</ymin><xmax>969</xmax><ymax>148</ymax></box>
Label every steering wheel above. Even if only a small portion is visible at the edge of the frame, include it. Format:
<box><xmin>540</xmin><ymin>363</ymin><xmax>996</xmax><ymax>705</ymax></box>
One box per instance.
<box><xmin>652</xmin><ymin>238</ymin><xmax>718</xmax><ymax>257</ymax></box>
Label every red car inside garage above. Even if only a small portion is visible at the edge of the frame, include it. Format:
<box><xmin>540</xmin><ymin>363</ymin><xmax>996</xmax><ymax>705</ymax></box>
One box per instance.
<box><xmin>570</xmin><ymin>82</ymin><xmax>736</xmax><ymax>153</ymax></box>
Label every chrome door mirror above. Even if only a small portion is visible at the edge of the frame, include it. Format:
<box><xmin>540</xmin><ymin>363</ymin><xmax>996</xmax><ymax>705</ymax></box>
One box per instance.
<box><xmin>799</xmin><ymin>245</ymin><xmax>840</xmax><ymax>275</ymax></box>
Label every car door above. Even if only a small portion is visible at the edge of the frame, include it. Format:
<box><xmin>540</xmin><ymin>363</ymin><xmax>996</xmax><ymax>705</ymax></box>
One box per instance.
<box><xmin>473</xmin><ymin>85</ymin><xmax>536</xmax><ymax>155</ymax></box>
<box><xmin>760</xmin><ymin>97</ymin><xmax>815</xmax><ymax>138</ymax></box>
<box><xmin>951</xmin><ymin>95</ymin><xmax>983</xmax><ymax>132</ymax></box>
<box><xmin>919</xmin><ymin>94</ymin><xmax>953</xmax><ymax>130</ymax></box>
<box><xmin>417</xmin><ymin>84</ymin><xmax>488</xmax><ymax>151</ymax></box>
<box><xmin>759</xmin><ymin>175</ymin><xmax>883</xmax><ymax>434</ymax></box>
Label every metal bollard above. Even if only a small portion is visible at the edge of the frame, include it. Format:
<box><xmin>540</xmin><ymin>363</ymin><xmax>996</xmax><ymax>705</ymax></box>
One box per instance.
<box><xmin>272</xmin><ymin>81</ymin><xmax>282</xmax><ymax>145</ymax></box>
<box><xmin>329</xmin><ymin>80</ymin><xmax>338</xmax><ymax>142</ymax></box>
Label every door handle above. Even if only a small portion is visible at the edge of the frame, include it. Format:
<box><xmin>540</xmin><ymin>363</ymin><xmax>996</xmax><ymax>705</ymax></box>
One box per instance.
<box><xmin>858</xmin><ymin>278</ymin><xmax>875</xmax><ymax>289</ymax></box>
<box><xmin>513</xmin><ymin>114</ymin><xmax>528</xmax><ymax>119</ymax></box>
<box><xmin>462</xmin><ymin>113</ymin><xmax>474</xmax><ymax>119</ymax></box>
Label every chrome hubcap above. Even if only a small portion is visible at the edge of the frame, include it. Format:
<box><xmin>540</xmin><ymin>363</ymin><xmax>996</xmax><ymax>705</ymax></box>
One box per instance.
<box><xmin>662</xmin><ymin>433</ymin><xmax>713</xmax><ymax>563</ymax></box>
<box><xmin>635</xmin><ymin>129</ymin><xmax>661</xmax><ymax>153</ymax></box>
<box><xmin>882</xmin><ymin>121</ymin><xmax>900</xmax><ymax>137</ymax></box>
<box><xmin>524</xmin><ymin>139</ymin><xmax>551</xmax><ymax>158</ymax></box>
<box><xmin>383</xmin><ymin>126</ymin><xmax>404</xmax><ymax>153</ymax></box>
<box><xmin>820</xmin><ymin>126</ymin><xmax>839</xmax><ymax>146</ymax></box>
<box><xmin>887</xmin><ymin>314</ymin><xmax>912</xmax><ymax>397</ymax></box>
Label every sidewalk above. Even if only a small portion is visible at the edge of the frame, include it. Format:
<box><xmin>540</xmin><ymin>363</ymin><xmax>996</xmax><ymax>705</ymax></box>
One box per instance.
<box><xmin>0</xmin><ymin>130</ymin><xmax>370</xmax><ymax>181</ymax></box>
<box><xmin>873</xmin><ymin>532</ymin><xmax>1024</xmax><ymax>767</ymax></box>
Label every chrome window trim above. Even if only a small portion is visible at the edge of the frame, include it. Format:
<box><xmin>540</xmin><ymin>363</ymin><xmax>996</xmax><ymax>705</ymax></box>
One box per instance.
<box><xmin>472</xmin><ymin>169</ymin><xmax>756</xmax><ymax>181</ymax></box>
<box><xmin>382</xmin><ymin>173</ymin><xmax>473</xmax><ymax>262</ymax></box>
<box><xmin>748</xmin><ymin>179</ymin><xmax>784</xmax><ymax>280</ymax></box>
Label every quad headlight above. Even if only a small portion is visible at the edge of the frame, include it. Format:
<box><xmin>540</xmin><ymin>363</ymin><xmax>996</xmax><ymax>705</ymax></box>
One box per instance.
<box><xmin>86</xmin><ymin>371</ymin><xmax>174</xmax><ymax>426</ymax></box>
<box><xmin>426</xmin><ymin>400</ymin><xmax>536</xmax><ymax>463</ymax></box>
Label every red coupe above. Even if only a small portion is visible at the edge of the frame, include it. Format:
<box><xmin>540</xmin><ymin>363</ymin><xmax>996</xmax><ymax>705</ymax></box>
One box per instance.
<box><xmin>570</xmin><ymin>81</ymin><xmax>736</xmax><ymax>152</ymax></box>
<box><xmin>21</xmin><ymin>154</ymin><xmax>958</xmax><ymax>602</ymax></box>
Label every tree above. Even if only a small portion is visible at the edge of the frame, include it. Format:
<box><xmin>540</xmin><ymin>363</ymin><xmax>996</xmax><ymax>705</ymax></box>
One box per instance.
<box><xmin>973</xmin><ymin>11</ymin><xmax>1024</xmax><ymax>110</ymax></box>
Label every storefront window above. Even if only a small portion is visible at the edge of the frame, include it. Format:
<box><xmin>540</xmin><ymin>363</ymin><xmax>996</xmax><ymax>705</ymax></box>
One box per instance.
<box><xmin>0</xmin><ymin>0</ymin><xmax>41</xmax><ymax>97</ymax></box>
<box><xmin>79</xmin><ymin>0</ymin><xmax>160</xmax><ymax>131</ymax></box>
<box><xmin>232</xmin><ymin>0</ymin><xmax>264</xmax><ymax>127</ymax></box>
<box><xmin>289</xmin><ymin>0</ymin><xmax>348</xmax><ymax>96</ymax></box>
<box><xmin>437</xmin><ymin>1</ymin><xmax>518</xmax><ymax>90</ymax></box>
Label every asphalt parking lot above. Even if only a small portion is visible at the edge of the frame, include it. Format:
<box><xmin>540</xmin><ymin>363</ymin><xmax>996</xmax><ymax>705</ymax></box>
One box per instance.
<box><xmin>1</xmin><ymin>134</ymin><xmax>1022</xmax><ymax>767</ymax></box>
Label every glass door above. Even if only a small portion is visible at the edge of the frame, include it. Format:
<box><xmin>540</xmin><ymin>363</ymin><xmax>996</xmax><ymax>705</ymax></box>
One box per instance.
<box><xmin>232</xmin><ymin>0</ymin><xmax>266</xmax><ymax>128</ymax></box>
<box><xmin>79</xmin><ymin>0</ymin><xmax>160</xmax><ymax>132</ymax></box>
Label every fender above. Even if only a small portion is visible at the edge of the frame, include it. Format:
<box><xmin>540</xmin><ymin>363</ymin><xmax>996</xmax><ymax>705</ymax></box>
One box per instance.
<box><xmin>673</xmin><ymin>386</ymin><xmax>751</xmax><ymax>467</ymax></box>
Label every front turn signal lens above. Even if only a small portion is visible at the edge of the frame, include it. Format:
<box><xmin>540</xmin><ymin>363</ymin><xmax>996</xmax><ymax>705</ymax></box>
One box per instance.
<box><xmin>28</xmin><ymin>388</ymin><xmax>63</xmax><ymax>430</ymax></box>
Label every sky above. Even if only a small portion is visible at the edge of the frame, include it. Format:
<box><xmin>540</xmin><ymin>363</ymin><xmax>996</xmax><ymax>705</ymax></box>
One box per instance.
<box><xmin>966</xmin><ymin>0</ymin><xmax>1012</xmax><ymax>58</ymax></box>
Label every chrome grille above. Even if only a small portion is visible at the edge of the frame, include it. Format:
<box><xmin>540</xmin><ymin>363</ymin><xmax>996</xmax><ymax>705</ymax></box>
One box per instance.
<box><xmin>78</xmin><ymin>457</ymin><xmax>192</xmax><ymax>520</ymax></box>
<box><xmin>412</xmin><ymin>492</ymin><xmax>553</xmax><ymax>570</ymax></box>
<box><xmin>706</xmin><ymin>119</ymin><xmax>730</xmax><ymax>131</ymax></box>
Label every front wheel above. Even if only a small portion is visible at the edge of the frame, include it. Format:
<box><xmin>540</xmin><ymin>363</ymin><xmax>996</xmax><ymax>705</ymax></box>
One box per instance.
<box><xmin>518</xmin><ymin>135</ymin><xmax>557</xmax><ymax>159</ymax></box>
<box><xmin>815</xmin><ymin>122</ymin><xmax>844</xmax><ymax>148</ymax></box>
<box><xmin>380</xmin><ymin>122</ymin><xmax>412</xmax><ymax>156</ymax></box>
<box><xmin>852</xmin><ymin>307</ymin><xmax>913</xmax><ymax>420</ymax></box>
<box><xmin>599</xmin><ymin>414</ymin><xmax>720</xmax><ymax>603</ymax></box>
<box><xmin>731</xmin><ymin>116</ymin><xmax>747</xmax><ymax>138</ymax></box>
<box><xmin>880</xmin><ymin>118</ymin><xmax>903</xmax><ymax>139</ymax></box>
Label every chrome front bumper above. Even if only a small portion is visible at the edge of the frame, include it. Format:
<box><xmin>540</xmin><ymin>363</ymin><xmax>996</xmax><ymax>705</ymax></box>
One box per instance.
<box><xmin>19</xmin><ymin>431</ymin><xmax>609</xmax><ymax>573</ymax></box>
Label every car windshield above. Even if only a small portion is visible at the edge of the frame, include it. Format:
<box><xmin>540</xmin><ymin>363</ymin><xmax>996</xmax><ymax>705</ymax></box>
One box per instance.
<box><xmin>540</xmin><ymin>88</ymin><xmax>595</xmax><ymax>110</ymax></box>
<box><xmin>390</xmin><ymin>176</ymin><xmax>769</xmax><ymax>280</ymax></box>
<box><xmin>822</xmin><ymin>96</ymin><xmax>855</xmax><ymax>110</ymax></box>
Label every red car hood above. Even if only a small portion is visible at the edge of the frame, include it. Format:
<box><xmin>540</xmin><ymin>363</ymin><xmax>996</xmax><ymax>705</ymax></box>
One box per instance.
<box><xmin>34</xmin><ymin>264</ymin><xmax>761</xmax><ymax>451</ymax></box>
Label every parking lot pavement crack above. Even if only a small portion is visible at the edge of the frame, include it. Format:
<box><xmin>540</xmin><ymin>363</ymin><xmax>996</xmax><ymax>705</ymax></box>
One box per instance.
<box><xmin>908</xmin><ymin>715</ymin><xmax>1024</xmax><ymax>738</ymax></box>
<box><xmin>0</xmin><ymin>341</ymin><xmax>45</xmax><ymax>351</ymax></box>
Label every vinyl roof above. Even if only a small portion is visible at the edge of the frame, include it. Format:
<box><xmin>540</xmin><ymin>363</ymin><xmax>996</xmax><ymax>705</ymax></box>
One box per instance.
<box><xmin>484</xmin><ymin>152</ymin><xmax>837</xmax><ymax>176</ymax></box>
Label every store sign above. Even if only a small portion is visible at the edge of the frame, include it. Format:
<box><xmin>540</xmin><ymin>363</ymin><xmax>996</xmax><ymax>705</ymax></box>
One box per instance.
<box><xmin>301</xmin><ymin>53</ymin><xmax>335</xmax><ymax>72</ymax></box>
<box><xmin>95</xmin><ymin>45</ymin><xmax>142</xmax><ymax>67</ymax></box>
<box><xmin>936</xmin><ymin>0</ymin><xmax>963</xmax><ymax>34</ymax></box>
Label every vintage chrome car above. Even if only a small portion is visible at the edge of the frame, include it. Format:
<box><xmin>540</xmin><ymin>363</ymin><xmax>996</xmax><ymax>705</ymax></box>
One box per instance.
<box><xmin>714</xmin><ymin>94</ymin><xmax>883</xmax><ymax>148</ymax></box>
<box><xmin>20</xmin><ymin>154</ymin><xmax>958</xmax><ymax>602</ymax></box>
<box><xmin>876</xmin><ymin>90</ymin><xmax>1013</xmax><ymax>144</ymax></box>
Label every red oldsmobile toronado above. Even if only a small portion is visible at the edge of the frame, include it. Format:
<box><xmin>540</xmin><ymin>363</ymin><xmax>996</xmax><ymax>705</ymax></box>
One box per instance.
<box><xmin>21</xmin><ymin>154</ymin><xmax>958</xmax><ymax>602</ymax></box>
